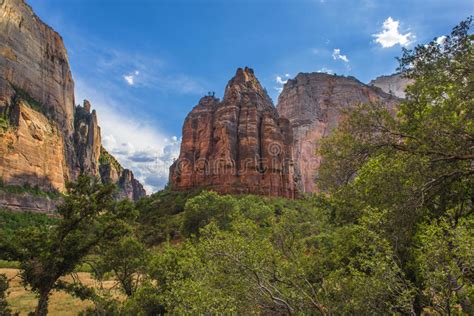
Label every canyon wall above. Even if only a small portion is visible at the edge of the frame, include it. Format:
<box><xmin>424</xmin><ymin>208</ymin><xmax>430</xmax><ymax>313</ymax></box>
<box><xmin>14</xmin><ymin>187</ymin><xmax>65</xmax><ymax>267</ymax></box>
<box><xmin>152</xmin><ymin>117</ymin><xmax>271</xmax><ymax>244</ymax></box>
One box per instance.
<box><xmin>0</xmin><ymin>0</ymin><xmax>145</xmax><ymax>210</ymax></box>
<box><xmin>369</xmin><ymin>73</ymin><xmax>413</xmax><ymax>99</ymax></box>
<box><xmin>277</xmin><ymin>73</ymin><xmax>399</xmax><ymax>193</ymax></box>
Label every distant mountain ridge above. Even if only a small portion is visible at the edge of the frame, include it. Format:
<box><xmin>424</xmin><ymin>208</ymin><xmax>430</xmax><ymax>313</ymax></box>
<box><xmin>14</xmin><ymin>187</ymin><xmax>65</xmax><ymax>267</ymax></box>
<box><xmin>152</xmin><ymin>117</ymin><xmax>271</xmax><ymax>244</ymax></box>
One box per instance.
<box><xmin>0</xmin><ymin>0</ymin><xmax>145</xmax><ymax>211</ymax></box>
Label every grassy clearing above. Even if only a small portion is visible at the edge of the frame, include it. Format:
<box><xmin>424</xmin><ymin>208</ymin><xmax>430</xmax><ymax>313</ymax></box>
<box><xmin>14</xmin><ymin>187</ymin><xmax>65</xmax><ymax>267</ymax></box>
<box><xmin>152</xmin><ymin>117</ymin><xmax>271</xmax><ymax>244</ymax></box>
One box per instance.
<box><xmin>1</xmin><ymin>268</ymin><xmax>120</xmax><ymax>315</ymax></box>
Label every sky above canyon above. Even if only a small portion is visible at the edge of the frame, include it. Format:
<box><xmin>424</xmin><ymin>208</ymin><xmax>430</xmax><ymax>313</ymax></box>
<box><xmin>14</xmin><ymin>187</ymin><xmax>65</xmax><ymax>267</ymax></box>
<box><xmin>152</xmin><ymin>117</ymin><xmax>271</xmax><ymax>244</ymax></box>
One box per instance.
<box><xmin>28</xmin><ymin>0</ymin><xmax>473</xmax><ymax>193</ymax></box>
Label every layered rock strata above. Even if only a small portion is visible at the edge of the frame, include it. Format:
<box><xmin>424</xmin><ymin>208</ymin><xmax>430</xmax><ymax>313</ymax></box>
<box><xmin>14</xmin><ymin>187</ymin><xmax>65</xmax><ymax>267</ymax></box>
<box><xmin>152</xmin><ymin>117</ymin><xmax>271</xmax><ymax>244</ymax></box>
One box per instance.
<box><xmin>170</xmin><ymin>67</ymin><xmax>296</xmax><ymax>198</ymax></box>
<box><xmin>277</xmin><ymin>73</ymin><xmax>399</xmax><ymax>193</ymax></box>
<box><xmin>0</xmin><ymin>0</ymin><xmax>145</xmax><ymax>209</ymax></box>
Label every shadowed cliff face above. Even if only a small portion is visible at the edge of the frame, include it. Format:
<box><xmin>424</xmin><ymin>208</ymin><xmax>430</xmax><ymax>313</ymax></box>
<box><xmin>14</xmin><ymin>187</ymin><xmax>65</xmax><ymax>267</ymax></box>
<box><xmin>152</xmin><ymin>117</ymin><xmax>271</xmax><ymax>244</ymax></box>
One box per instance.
<box><xmin>277</xmin><ymin>73</ymin><xmax>399</xmax><ymax>193</ymax></box>
<box><xmin>170</xmin><ymin>67</ymin><xmax>296</xmax><ymax>198</ymax></box>
<box><xmin>0</xmin><ymin>0</ymin><xmax>145</xmax><ymax>206</ymax></box>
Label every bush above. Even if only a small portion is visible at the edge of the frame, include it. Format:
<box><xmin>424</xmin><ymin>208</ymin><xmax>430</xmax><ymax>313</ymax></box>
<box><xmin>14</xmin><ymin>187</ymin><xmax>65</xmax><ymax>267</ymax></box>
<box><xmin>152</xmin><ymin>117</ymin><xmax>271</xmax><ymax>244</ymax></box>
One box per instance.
<box><xmin>0</xmin><ymin>274</ymin><xmax>12</xmax><ymax>316</ymax></box>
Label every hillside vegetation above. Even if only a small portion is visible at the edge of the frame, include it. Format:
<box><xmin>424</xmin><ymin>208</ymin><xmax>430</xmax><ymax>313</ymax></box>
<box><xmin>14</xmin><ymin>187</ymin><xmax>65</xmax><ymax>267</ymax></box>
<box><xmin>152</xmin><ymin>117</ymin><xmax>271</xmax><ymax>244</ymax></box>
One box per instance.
<box><xmin>0</xmin><ymin>18</ymin><xmax>472</xmax><ymax>316</ymax></box>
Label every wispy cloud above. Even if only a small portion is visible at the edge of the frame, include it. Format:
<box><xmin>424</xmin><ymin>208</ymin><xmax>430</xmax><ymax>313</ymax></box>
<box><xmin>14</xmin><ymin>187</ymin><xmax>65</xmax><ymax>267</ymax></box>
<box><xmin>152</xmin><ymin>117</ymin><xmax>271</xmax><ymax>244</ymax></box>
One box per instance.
<box><xmin>123</xmin><ymin>70</ymin><xmax>139</xmax><ymax>86</ymax></box>
<box><xmin>435</xmin><ymin>35</ymin><xmax>447</xmax><ymax>45</ymax></box>
<box><xmin>317</xmin><ymin>67</ymin><xmax>334</xmax><ymax>74</ymax></box>
<box><xmin>274</xmin><ymin>73</ymin><xmax>290</xmax><ymax>93</ymax></box>
<box><xmin>373</xmin><ymin>17</ymin><xmax>415</xmax><ymax>48</ymax></box>
<box><xmin>332</xmin><ymin>48</ymin><xmax>349</xmax><ymax>63</ymax></box>
<box><xmin>75</xmin><ymin>78</ymin><xmax>180</xmax><ymax>193</ymax></box>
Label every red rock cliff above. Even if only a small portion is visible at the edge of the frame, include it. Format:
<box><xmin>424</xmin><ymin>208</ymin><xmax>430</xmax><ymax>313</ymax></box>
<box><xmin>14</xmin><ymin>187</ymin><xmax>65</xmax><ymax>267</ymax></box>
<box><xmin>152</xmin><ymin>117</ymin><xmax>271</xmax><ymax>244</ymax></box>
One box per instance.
<box><xmin>0</xmin><ymin>0</ymin><xmax>145</xmax><ymax>207</ymax></box>
<box><xmin>170</xmin><ymin>67</ymin><xmax>296</xmax><ymax>198</ymax></box>
<box><xmin>277</xmin><ymin>73</ymin><xmax>399</xmax><ymax>193</ymax></box>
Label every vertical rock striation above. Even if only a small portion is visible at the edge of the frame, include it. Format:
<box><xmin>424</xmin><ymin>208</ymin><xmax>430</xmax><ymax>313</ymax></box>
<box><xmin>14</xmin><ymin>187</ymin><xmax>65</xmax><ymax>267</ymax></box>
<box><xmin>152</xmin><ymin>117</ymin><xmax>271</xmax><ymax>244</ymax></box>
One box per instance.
<box><xmin>74</xmin><ymin>100</ymin><xmax>101</xmax><ymax>176</ymax></box>
<box><xmin>277</xmin><ymin>73</ymin><xmax>399</xmax><ymax>193</ymax></box>
<box><xmin>0</xmin><ymin>0</ymin><xmax>146</xmax><ymax>209</ymax></box>
<box><xmin>170</xmin><ymin>67</ymin><xmax>296</xmax><ymax>198</ymax></box>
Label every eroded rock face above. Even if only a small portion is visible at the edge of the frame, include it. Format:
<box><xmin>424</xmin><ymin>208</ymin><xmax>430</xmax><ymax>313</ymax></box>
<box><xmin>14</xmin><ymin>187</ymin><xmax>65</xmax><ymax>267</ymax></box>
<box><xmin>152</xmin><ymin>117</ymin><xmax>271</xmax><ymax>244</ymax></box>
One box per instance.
<box><xmin>0</xmin><ymin>100</ymin><xmax>67</xmax><ymax>191</ymax></box>
<box><xmin>277</xmin><ymin>73</ymin><xmax>399</xmax><ymax>193</ymax></box>
<box><xmin>0</xmin><ymin>0</ymin><xmax>77</xmax><ymax>174</ymax></box>
<box><xmin>170</xmin><ymin>67</ymin><xmax>296</xmax><ymax>198</ymax></box>
<box><xmin>74</xmin><ymin>100</ymin><xmax>101</xmax><ymax>176</ymax></box>
<box><xmin>99</xmin><ymin>147</ymin><xmax>146</xmax><ymax>202</ymax></box>
<box><xmin>369</xmin><ymin>73</ymin><xmax>413</xmax><ymax>99</ymax></box>
<box><xmin>0</xmin><ymin>0</ymin><xmax>145</xmax><ymax>210</ymax></box>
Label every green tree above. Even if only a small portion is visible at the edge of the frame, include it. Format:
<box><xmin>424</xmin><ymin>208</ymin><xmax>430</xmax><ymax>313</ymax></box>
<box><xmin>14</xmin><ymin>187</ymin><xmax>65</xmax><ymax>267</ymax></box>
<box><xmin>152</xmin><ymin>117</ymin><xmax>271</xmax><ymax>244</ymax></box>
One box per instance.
<box><xmin>414</xmin><ymin>214</ymin><xmax>474</xmax><ymax>314</ymax></box>
<box><xmin>0</xmin><ymin>274</ymin><xmax>12</xmax><ymax>316</ymax></box>
<box><xmin>93</xmin><ymin>236</ymin><xmax>149</xmax><ymax>297</ymax></box>
<box><xmin>181</xmin><ymin>191</ymin><xmax>238</xmax><ymax>237</ymax></box>
<box><xmin>317</xmin><ymin>18</ymin><xmax>473</xmax><ymax>314</ymax></box>
<box><xmin>13</xmin><ymin>176</ymin><xmax>136</xmax><ymax>316</ymax></box>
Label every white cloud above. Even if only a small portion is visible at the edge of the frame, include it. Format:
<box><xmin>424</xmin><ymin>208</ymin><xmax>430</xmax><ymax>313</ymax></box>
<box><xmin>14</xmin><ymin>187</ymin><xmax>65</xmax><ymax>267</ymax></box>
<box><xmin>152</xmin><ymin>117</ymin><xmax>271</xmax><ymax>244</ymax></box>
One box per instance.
<box><xmin>436</xmin><ymin>35</ymin><xmax>447</xmax><ymax>45</ymax></box>
<box><xmin>317</xmin><ymin>67</ymin><xmax>334</xmax><ymax>74</ymax></box>
<box><xmin>123</xmin><ymin>75</ymin><xmax>134</xmax><ymax>85</ymax></box>
<box><xmin>123</xmin><ymin>70</ymin><xmax>140</xmax><ymax>86</ymax></box>
<box><xmin>274</xmin><ymin>74</ymin><xmax>291</xmax><ymax>94</ymax></box>
<box><xmin>373</xmin><ymin>17</ymin><xmax>415</xmax><ymax>48</ymax></box>
<box><xmin>75</xmin><ymin>78</ymin><xmax>181</xmax><ymax>193</ymax></box>
<box><xmin>332</xmin><ymin>48</ymin><xmax>349</xmax><ymax>62</ymax></box>
<box><xmin>275</xmin><ymin>75</ymin><xmax>288</xmax><ymax>85</ymax></box>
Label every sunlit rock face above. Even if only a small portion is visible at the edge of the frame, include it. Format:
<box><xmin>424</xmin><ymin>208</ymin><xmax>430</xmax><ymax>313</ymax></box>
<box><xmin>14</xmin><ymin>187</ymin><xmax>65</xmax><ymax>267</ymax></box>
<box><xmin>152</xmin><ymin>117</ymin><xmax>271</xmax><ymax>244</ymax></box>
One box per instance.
<box><xmin>0</xmin><ymin>0</ymin><xmax>145</xmax><ymax>208</ymax></box>
<box><xmin>277</xmin><ymin>72</ymin><xmax>399</xmax><ymax>193</ymax></box>
<box><xmin>369</xmin><ymin>73</ymin><xmax>413</xmax><ymax>99</ymax></box>
<box><xmin>170</xmin><ymin>67</ymin><xmax>296</xmax><ymax>198</ymax></box>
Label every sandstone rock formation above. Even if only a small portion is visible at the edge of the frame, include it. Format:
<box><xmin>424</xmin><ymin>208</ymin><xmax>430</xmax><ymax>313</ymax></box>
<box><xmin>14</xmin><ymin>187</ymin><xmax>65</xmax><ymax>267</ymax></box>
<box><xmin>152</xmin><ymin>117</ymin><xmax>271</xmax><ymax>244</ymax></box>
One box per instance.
<box><xmin>277</xmin><ymin>73</ymin><xmax>399</xmax><ymax>193</ymax></box>
<box><xmin>369</xmin><ymin>73</ymin><xmax>413</xmax><ymax>99</ymax></box>
<box><xmin>74</xmin><ymin>100</ymin><xmax>101</xmax><ymax>176</ymax></box>
<box><xmin>170</xmin><ymin>67</ymin><xmax>295</xmax><ymax>198</ymax></box>
<box><xmin>0</xmin><ymin>99</ymin><xmax>67</xmax><ymax>192</ymax></box>
<box><xmin>99</xmin><ymin>147</ymin><xmax>146</xmax><ymax>201</ymax></box>
<box><xmin>0</xmin><ymin>0</ymin><xmax>76</xmax><ymax>174</ymax></box>
<box><xmin>0</xmin><ymin>0</ymin><xmax>145</xmax><ymax>209</ymax></box>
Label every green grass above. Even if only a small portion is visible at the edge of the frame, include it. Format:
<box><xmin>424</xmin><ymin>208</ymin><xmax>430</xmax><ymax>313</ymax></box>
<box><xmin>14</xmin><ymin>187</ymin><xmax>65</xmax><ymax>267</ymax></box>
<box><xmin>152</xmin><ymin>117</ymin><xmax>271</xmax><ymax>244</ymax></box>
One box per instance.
<box><xmin>0</xmin><ymin>260</ymin><xmax>19</xmax><ymax>269</ymax></box>
<box><xmin>0</xmin><ymin>116</ymin><xmax>9</xmax><ymax>132</ymax></box>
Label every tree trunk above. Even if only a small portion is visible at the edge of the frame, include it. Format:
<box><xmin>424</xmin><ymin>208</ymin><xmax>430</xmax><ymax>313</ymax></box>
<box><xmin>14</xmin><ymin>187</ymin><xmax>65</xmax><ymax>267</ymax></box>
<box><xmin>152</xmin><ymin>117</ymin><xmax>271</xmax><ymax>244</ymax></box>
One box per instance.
<box><xmin>35</xmin><ymin>289</ymin><xmax>50</xmax><ymax>316</ymax></box>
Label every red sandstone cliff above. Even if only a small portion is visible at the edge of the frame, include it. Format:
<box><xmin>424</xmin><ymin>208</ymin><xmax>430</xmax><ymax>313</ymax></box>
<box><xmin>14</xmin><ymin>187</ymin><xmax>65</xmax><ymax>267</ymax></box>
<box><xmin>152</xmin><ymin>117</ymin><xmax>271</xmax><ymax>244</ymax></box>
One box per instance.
<box><xmin>170</xmin><ymin>67</ymin><xmax>296</xmax><ymax>198</ymax></box>
<box><xmin>0</xmin><ymin>0</ymin><xmax>145</xmax><ymax>209</ymax></box>
<box><xmin>277</xmin><ymin>73</ymin><xmax>399</xmax><ymax>193</ymax></box>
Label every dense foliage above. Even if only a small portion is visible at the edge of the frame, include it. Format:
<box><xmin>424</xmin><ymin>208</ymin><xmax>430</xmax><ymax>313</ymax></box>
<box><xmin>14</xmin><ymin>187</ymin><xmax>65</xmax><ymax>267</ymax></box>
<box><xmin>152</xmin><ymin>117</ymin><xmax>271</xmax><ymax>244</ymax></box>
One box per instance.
<box><xmin>318</xmin><ymin>17</ymin><xmax>474</xmax><ymax>314</ymax></box>
<box><xmin>1</xmin><ymin>19</ymin><xmax>472</xmax><ymax>315</ymax></box>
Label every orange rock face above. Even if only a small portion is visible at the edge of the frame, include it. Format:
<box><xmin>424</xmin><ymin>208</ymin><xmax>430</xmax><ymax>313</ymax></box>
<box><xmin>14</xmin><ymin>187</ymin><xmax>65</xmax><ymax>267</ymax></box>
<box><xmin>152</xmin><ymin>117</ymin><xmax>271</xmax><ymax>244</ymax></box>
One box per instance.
<box><xmin>0</xmin><ymin>100</ymin><xmax>67</xmax><ymax>191</ymax></box>
<box><xmin>170</xmin><ymin>67</ymin><xmax>296</xmax><ymax>198</ymax></box>
<box><xmin>0</xmin><ymin>0</ymin><xmax>146</xmax><ymax>208</ymax></box>
<box><xmin>277</xmin><ymin>73</ymin><xmax>399</xmax><ymax>193</ymax></box>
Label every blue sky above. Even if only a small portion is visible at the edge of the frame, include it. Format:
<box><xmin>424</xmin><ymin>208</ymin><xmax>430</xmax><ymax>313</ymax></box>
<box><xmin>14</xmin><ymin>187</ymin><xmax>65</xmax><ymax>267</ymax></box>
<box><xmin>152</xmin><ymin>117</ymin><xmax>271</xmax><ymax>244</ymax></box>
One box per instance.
<box><xmin>28</xmin><ymin>0</ymin><xmax>473</xmax><ymax>192</ymax></box>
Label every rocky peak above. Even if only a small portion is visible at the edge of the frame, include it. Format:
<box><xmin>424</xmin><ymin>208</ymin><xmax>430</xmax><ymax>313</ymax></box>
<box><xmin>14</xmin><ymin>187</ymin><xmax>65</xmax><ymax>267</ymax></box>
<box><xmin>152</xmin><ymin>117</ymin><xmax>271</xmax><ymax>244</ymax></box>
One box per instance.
<box><xmin>197</xmin><ymin>95</ymin><xmax>220</xmax><ymax>108</ymax></box>
<box><xmin>170</xmin><ymin>67</ymin><xmax>296</xmax><ymax>198</ymax></box>
<box><xmin>74</xmin><ymin>100</ymin><xmax>101</xmax><ymax>176</ymax></box>
<box><xmin>223</xmin><ymin>67</ymin><xmax>273</xmax><ymax>110</ymax></box>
